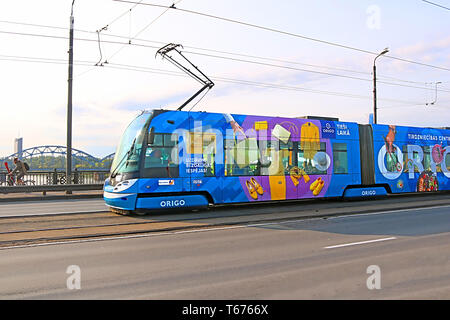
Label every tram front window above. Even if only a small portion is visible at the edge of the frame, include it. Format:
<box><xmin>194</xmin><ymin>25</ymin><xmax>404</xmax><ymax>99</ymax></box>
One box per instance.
<box><xmin>110</xmin><ymin>112</ymin><xmax>151</xmax><ymax>177</ymax></box>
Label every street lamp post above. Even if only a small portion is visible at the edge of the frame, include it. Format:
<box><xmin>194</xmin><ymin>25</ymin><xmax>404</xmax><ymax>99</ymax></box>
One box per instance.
<box><xmin>373</xmin><ymin>47</ymin><xmax>389</xmax><ymax>124</ymax></box>
<box><xmin>66</xmin><ymin>0</ymin><xmax>75</xmax><ymax>193</ymax></box>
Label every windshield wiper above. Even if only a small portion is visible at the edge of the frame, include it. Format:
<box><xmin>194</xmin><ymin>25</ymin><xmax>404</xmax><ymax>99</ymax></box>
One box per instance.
<box><xmin>110</xmin><ymin>138</ymin><xmax>136</xmax><ymax>178</ymax></box>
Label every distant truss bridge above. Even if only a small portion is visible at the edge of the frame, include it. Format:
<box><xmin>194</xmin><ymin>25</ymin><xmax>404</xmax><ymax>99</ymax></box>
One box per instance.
<box><xmin>1</xmin><ymin>145</ymin><xmax>114</xmax><ymax>170</ymax></box>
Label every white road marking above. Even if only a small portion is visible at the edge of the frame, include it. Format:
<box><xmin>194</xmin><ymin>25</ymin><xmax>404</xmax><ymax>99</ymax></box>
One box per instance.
<box><xmin>324</xmin><ymin>237</ymin><xmax>397</xmax><ymax>249</ymax></box>
<box><xmin>327</xmin><ymin>204</ymin><xmax>450</xmax><ymax>220</ymax></box>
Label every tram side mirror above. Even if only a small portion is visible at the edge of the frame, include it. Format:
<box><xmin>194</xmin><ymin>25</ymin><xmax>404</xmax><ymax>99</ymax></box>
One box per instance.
<box><xmin>148</xmin><ymin>127</ymin><xmax>155</xmax><ymax>145</ymax></box>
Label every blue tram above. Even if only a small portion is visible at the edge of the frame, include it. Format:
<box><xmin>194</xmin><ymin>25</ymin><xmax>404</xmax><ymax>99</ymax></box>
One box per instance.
<box><xmin>103</xmin><ymin>109</ymin><xmax>450</xmax><ymax>213</ymax></box>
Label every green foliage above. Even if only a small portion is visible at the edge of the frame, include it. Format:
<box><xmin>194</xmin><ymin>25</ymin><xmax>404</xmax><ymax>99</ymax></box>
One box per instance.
<box><xmin>3</xmin><ymin>156</ymin><xmax>112</xmax><ymax>170</ymax></box>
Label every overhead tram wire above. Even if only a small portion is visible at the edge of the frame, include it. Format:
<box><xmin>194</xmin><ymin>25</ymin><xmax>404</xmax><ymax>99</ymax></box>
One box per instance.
<box><xmin>87</xmin><ymin>62</ymin><xmax>431</xmax><ymax>105</ymax></box>
<box><xmin>76</xmin><ymin>0</ymin><xmax>182</xmax><ymax>77</ymax></box>
<box><xmin>181</xmin><ymin>50</ymin><xmax>450</xmax><ymax>93</ymax></box>
<box><xmin>1</xmin><ymin>27</ymin><xmax>449</xmax><ymax>94</ymax></box>
<box><xmin>2</xmin><ymin>28</ymin><xmax>450</xmax><ymax>95</ymax></box>
<box><xmin>378</xmin><ymin>103</ymin><xmax>429</xmax><ymax>109</ymax></box>
<box><xmin>113</xmin><ymin>0</ymin><xmax>450</xmax><ymax>73</ymax></box>
<box><xmin>99</xmin><ymin>0</ymin><xmax>184</xmax><ymax>62</ymax></box>
<box><xmin>0</xmin><ymin>19</ymin><xmax>434</xmax><ymax>86</ymax></box>
<box><xmin>0</xmin><ymin>54</ymin><xmax>93</xmax><ymax>67</ymax></box>
<box><xmin>0</xmin><ymin>19</ymin><xmax>378</xmax><ymax>81</ymax></box>
<box><xmin>74</xmin><ymin>0</ymin><xmax>146</xmax><ymax>74</ymax></box>
<box><xmin>81</xmin><ymin>63</ymin><xmax>433</xmax><ymax>105</ymax></box>
<box><xmin>94</xmin><ymin>31</ymin><xmax>433</xmax><ymax>86</ymax></box>
<box><xmin>422</xmin><ymin>0</ymin><xmax>450</xmax><ymax>11</ymax></box>
<box><xmin>63</xmin><ymin>30</ymin><xmax>435</xmax><ymax>85</ymax></box>
<box><xmin>95</xmin><ymin>27</ymin><xmax>108</xmax><ymax>66</ymax></box>
<box><xmin>0</xmin><ymin>52</ymin><xmax>424</xmax><ymax>106</ymax></box>
<box><xmin>99</xmin><ymin>0</ymin><xmax>145</xmax><ymax>32</ymax></box>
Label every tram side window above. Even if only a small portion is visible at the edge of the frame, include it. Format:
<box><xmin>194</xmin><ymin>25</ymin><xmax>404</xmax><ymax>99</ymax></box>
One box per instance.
<box><xmin>441</xmin><ymin>152</ymin><xmax>450</xmax><ymax>170</ymax></box>
<box><xmin>144</xmin><ymin>133</ymin><xmax>179</xmax><ymax>178</ymax></box>
<box><xmin>423</xmin><ymin>146</ymin><xmax>431</xmax><ymax>171</ymax></box>
<box><xmin>280</xmin><ymin>141</ymin><xmax>294</xmax><ymax>175</ymax></box>
<box><xmin>402</xmin><ymin>145</ymin><xmax>408</xmax><ymax>172</ymax></box>
<box><xmin>189</xmin><ymin>132</ymin><xmax>217</xmax><ymax>177</ymax></box>
<box><xmin>202</xmin><ymin>133</ymin><xmax>217</xmax><ymax>177</ymax></box>
<box><xmin>447</xmin><ymin>153</ymin><xmax>450</xmax><ymax>171</ymax></box>
<box><xmin>332</xmin><ymin>143</ymin><xmax>348</xmax><ymax>174</ymax></box>
<box><xmin>259</xmin><ymin>140</ymin><xmax>293</xmax><ymax>176</ymax></box>
<box><xmin>298</xmin><ymin>142</ymin><xmax>327</xmax><ymax>175</ymax></box>
<box><xmin>402</xmin><ymin>145</ymin><xmax>424</xmax><ymax>173</ymax></box>
<box><xmin>224</xmin><ymin>138</ymin><xmax>259</xmax><ymax>176</ymax></box>
<box><xmin>224</xmin><ymin>139</ymin><xmax>294</xmax><ymax>176</ymax></box>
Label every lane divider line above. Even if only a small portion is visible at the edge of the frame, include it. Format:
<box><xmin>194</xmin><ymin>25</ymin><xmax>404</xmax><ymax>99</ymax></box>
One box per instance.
<box><xmin>327</xmin><ymin>204</ymin><xmax>450</xmax><ymax>220</ymax></box>
<box><xmin>324</xmin><ymin>237</ymin><xmax>397</xmax><ymax>249</ymax></box>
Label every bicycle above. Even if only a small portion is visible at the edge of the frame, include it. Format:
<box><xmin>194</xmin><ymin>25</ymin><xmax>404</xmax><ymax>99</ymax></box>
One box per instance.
<box><xmin>3</xmin><ymin>162</ymin><xmax>35</xmax><ymax>186</ymax></box>
<box><xmin>5</xmin><ymin>173</ymin><xmax>35</xmax><ymax>186</ymax></box>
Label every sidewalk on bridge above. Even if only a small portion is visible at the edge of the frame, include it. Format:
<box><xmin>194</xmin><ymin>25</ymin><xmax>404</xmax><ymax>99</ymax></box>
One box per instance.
<box><xmin>0</xmin><ymin>190</ymin><xmax>103</xmax><ymax>202</ymax></box>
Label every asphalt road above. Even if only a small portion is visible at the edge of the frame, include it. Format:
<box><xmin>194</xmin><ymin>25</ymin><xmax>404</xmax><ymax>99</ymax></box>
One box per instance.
<box><xmin>0</xmin><ymin>198</ymin><xmax>108</xmax><ymax>217</ymax></box>
<box><xmin>0</xmin><ymin>204</ymin><xmax>449</xmax><ymax>299</ymax></box>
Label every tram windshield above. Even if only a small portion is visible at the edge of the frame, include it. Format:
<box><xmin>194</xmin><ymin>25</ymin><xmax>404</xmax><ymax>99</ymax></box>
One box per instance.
<box><xmin>110</xmin><ymin>112</ymin><xmax>152</xmax><ymax>177</ymax></box>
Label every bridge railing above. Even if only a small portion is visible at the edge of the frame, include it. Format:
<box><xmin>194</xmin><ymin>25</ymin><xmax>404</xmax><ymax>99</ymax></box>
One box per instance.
<box><xmin>0</xmin><ymin>169</ymin><xmax>110</xmax><ymax>186</ymax></box>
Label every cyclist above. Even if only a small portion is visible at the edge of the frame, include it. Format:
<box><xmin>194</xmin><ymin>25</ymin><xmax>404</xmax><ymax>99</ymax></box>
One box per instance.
<box><xmin>8</xmin><ymin>157</ymin><xmax>28</xmax><ymax>185</ymax></box>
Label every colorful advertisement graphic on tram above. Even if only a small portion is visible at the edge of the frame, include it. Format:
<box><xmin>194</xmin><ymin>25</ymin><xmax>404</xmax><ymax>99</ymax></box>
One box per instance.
<box><xmin>373</xmin><ymin>124</ymin><xmax>450</xmax><ymax>193</ymax></box>
<box><xmin>104</xmin><ymin>110</ymin><xmax>450</xmax><ymax>211</ymax></box>
<box><xmin>136</xmin><ymin>110</ymin><xmax>360</xmax><ymax>206</ymax></box>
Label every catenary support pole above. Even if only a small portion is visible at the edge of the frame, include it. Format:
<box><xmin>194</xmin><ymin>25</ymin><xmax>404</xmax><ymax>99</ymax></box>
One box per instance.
<box><xmin>66</xmin><ymin>1</ymin><xmax>75</xmax><ymax>194</ymax></box>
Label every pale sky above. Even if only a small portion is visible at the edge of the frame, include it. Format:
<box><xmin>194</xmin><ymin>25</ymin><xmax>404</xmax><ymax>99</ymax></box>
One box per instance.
<box><xmin>0</xmin><ymin>0</ymin><xmax>449</xmax><ymax>158</ymax></box>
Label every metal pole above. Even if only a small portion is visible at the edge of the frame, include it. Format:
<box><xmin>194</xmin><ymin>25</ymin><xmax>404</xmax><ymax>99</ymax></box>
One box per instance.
<box><xmin>66</xmin><ymin>1</ymin><xmax>74</xmax><ymax>193</ymax></box>
<box><xmin>372</xmin><ymin>48</ymin><xmax>389</xmax><ymax>125</ymax></box>
<box><xmin>373</xmin><ymin>64</ymin><xmax>377</xmax><ymax>124</ymax></box>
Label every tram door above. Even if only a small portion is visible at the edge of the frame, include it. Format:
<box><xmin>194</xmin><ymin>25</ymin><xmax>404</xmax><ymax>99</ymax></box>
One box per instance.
<box><xmin>185</xmin><ymin>117</ymin><xmax>223</xmax><ymax>204</ymax></box>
